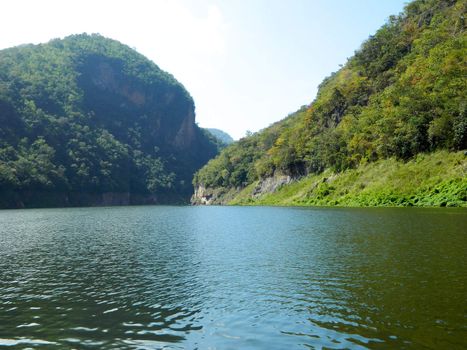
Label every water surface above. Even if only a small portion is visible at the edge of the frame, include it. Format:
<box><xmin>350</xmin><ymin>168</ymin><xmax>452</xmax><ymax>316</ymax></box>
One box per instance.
<box><xmin>0</xmin><ymin>206</ymin><xmax>466</xmax><ymax>349</ymax></box>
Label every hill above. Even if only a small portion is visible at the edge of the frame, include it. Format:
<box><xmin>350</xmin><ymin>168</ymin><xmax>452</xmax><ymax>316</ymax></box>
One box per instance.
<box><xmin>206</xmin><ymin>128</ymin><xmax>234</xmax><ymax>145</ymax></box>
<box><xmin>0</xmin><ymin>34</ymin><xmax>218</xmax><ymax>208</ymax></box>
<box><xmin>192</xmin><ymin>0</ymin><xmax>467</xmax><ymax>207</ymax></box>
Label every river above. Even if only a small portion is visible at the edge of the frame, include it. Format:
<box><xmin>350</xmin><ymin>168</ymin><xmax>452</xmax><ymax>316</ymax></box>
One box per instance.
<box><xmin>0</xmin><ymin>206</ymin><xmax>465</xmax><ymax>349</ymax></box>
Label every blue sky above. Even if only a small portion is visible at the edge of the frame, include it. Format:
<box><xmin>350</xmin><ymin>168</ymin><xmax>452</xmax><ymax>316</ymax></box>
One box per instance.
<box><xmin>0</xmin><ymin>0</ymin><xmax>407</xmax><ymax>139</ymax></box>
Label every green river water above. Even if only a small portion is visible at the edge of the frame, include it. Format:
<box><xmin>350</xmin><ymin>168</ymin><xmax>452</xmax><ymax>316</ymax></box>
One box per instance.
<box><xmin>0</xmin><ymin>206</ymin><xmax>465</xmax><ymax>349</ymax></box>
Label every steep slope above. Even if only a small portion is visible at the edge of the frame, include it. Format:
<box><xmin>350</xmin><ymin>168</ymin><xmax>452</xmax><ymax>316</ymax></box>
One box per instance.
<box><xmin>0</xmin><ymin>34</ymin><xmax>218</xmax><ymax>208</ymax></box>
<box><xmin>193</xmin><ymin>0</ymin><xmax>467</xmax><ymax>207</ymax></box>
<box><xmin>229</xmin><ymin>151</ymin><xmax>467</xmax><ymax>207</ymax></box>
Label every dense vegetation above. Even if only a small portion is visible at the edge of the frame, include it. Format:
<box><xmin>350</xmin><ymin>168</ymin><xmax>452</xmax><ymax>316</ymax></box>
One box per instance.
<box><xmin>193</xmin><ymin>0</ymin><xmax>467</xmax><ymax>207</ymax></box>
<box><xmin>231</xmin><ymin>151</ymin><xmax>467</xmax><ymax>207</ymax></box>
<box><xmin>0</xmin><ymin>34</ymin><xmax>218</xmax><ymax>208</ymax></box>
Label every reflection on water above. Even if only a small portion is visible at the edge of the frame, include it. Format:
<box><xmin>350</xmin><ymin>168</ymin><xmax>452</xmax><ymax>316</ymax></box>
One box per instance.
<box><xmin>0</xmin><ymin>206</ymin><xmax>466</xmax><ymax>349</ymax></box>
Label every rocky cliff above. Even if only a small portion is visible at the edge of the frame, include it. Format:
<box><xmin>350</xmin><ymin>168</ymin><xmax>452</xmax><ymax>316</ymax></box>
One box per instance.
<box><xmin>192</xmin><ymin>174</ymin><xmax>295</xmax><ymax>205</ymax></box>
<box><xmin>0</xmin><ymin>34</ymin><xmax>218</xmax><ymax>208</ymax></box>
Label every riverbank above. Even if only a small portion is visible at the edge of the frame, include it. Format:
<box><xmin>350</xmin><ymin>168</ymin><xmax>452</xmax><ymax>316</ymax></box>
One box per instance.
<box><xmin>204</xmin><ymin>151</ymin><xmax>467</xmax><ymax>207</ymax></box>
<box><xmin>0</xmin><ymin>191</ymin><xmax>188</xmax><ymax>209</ymax></box>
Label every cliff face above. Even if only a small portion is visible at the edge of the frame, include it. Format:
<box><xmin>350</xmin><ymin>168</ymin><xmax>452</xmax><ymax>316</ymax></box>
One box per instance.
<box><xmin>78</xmin><ymin>54</ymin><xmax>198</xmax><ymax>151</ymax></box>
<box><xmin>191</xmin><ymin>174</ymin><xmax>295</xmax><ymax>205</ymax></box>
<box><xmin>0</xmin><ymin>34</ymin><xmax>218</xmax><ymax>208</ymax></box>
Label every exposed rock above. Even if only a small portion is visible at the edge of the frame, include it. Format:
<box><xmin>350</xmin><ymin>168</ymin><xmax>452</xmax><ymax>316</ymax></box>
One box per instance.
<box><xmin>173</xmin><ymin>109</ymin><xmax>196</xmax><ymax>149</ymax></box>
<box><xmin>253</xmin><ymin>175</ymin><xmax>294</xmax><ymax>197</ymax></box>
<box><xmin>192</xmin><ymin>174</ymin><xmax>297</xmax><ymax>205</ymax></box>
<box><xmin>192</xmin><ymin>185</ymin><xmax>216</xmax><ymax>205</ymax></box>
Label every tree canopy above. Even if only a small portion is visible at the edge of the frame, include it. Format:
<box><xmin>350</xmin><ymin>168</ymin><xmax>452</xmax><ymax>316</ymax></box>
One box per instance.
<box><xmin>194</xmin><ymin>0</ymin><xmax>466</xmax><ymax>194</ymax></box>
<box><xmin>0</xmin><ymin>34</ymin><xmax>218</xmax><ymax>207</ymax></box>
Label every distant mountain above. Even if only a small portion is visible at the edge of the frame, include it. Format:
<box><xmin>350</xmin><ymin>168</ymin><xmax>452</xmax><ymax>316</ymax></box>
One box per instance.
<box><xmin>193</xmin><ymin>0</ymin><xmax>467</xmax><ymax>207</ymax></box>
<box><xmin>0</xmin><ymin>34</ymin><xmax>219</xmax><ymax>208</ymax></box>
<box><xmin>205</xmin><ymin>128</ymin><xmax>234</xmax><ymax>145</ymax></box>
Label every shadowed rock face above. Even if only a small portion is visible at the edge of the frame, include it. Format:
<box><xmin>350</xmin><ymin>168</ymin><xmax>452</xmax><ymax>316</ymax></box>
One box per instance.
<box><xmin>79</xmin><ymin>54</ymin><xmax>197</xmax><ymax>152</ymax></box>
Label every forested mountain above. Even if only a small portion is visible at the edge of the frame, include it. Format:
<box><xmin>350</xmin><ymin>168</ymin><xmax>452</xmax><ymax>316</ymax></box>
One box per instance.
<box><xmin>205</xmin><ymin>128</ymin><xmax>234</xmax><ymax>145</ymax></box>
<box><xmin>193</xmin><ymin>0</ymin><xmax>467</xmax><ymax>206</ymax></box>
<box><xmin>0</xmin><ymin>34</ymin><xmax>218</xmax><ymax>208</ymax></box>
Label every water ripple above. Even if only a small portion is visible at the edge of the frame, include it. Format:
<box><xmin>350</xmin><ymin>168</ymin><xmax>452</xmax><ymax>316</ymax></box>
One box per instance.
<box><xmin>0</xmin><ymin>206</ymin><xmax>466</xmax><ymax>349</ymax></box>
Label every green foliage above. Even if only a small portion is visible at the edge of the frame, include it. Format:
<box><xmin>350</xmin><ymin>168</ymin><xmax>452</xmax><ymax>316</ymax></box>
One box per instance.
<box><xmin>231</xmin><ymin>151</ymin><xmax>467</xmax><ymax>207</ymax></box>
<box><xmin>0</xmin><ymin>138</ymin><xmax>66</xmax><ymax>190</ymax></box>
<box><xmin>0</xmin><ymin>34</ymin><xmax>218</xmax><ymax>206</ymax></box>
<box><xmin>194</xmin><ymin>0</ymin><xmax>466</xmax><ymax>206</ymax></box>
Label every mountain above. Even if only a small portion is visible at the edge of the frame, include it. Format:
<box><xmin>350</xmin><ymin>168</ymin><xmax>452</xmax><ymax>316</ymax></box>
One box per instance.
<box><xmin>205</xmin><ymin>128</ymin><xmax>234</xmax><ymax>145</ymax></box>
<box><xmin>0</xmin><ymin>34</ymin><xmax>219</xmax><ymax>208</ymax></box>
<box><xmin>193</xmin><ymin>0</ymin><xmax>467</xmax><ymax>207</ymax></box>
